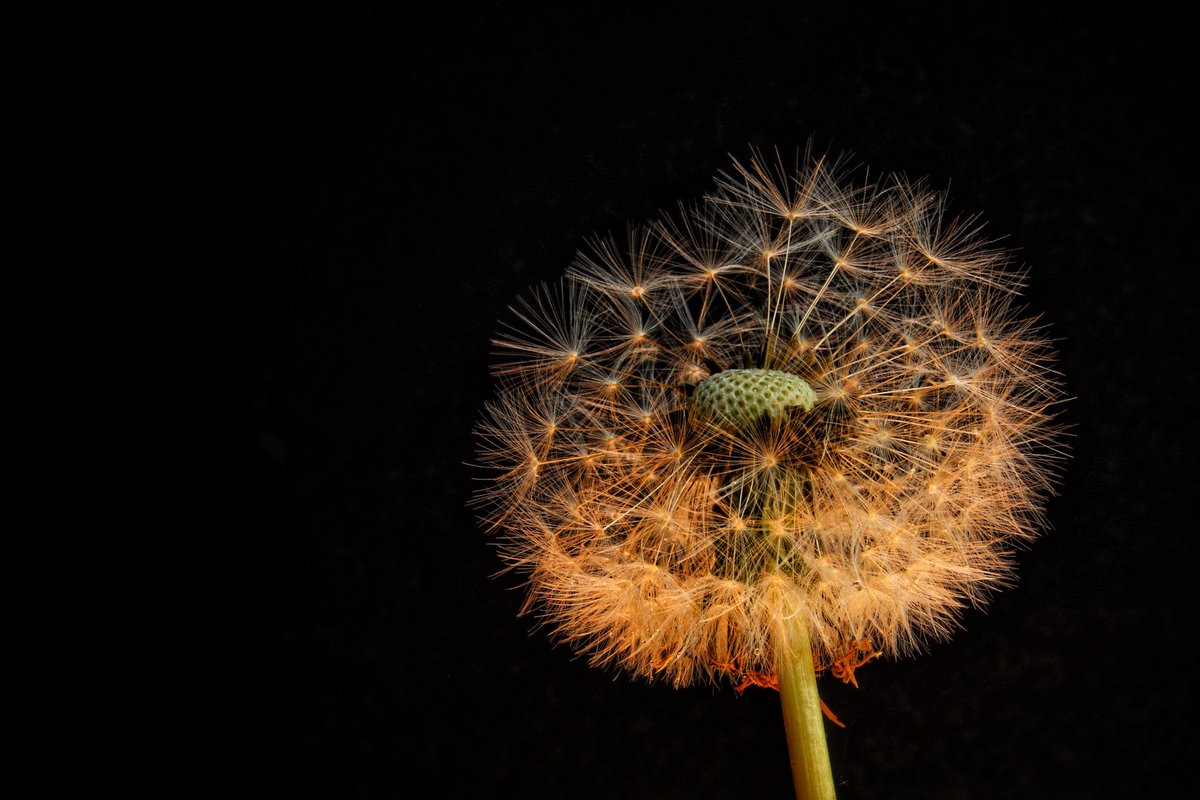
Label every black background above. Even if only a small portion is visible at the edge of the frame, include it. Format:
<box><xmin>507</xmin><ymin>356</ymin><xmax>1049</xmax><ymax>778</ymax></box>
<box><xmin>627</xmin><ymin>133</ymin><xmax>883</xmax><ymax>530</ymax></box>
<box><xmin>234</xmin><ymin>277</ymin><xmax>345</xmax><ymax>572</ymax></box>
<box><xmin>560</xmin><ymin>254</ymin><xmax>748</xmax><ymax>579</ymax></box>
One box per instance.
<box><xmin>80</xmin><ymin>8</ymin><xmax>1195</xmax><ymax>799</ymax></box>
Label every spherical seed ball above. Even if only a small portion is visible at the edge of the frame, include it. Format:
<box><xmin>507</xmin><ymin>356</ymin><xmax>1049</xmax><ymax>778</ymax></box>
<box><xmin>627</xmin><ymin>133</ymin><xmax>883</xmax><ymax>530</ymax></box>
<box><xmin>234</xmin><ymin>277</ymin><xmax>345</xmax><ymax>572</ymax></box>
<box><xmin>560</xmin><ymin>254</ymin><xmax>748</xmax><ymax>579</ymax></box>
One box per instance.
<box><xmin>474</xmin><ymin>151</ymin><xmax>1066</xmax><ymax>688</ymax></box>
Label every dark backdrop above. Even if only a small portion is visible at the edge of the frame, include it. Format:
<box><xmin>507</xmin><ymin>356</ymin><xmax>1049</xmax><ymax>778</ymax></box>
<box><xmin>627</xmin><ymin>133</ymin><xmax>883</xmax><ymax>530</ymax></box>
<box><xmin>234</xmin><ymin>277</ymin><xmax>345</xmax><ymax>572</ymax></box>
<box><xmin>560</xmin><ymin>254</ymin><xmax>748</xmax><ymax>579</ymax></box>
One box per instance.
<box><xmin>82</xmin><ymin>8</ymin><xmax>1195</xmax><ymax>799</ymax></box>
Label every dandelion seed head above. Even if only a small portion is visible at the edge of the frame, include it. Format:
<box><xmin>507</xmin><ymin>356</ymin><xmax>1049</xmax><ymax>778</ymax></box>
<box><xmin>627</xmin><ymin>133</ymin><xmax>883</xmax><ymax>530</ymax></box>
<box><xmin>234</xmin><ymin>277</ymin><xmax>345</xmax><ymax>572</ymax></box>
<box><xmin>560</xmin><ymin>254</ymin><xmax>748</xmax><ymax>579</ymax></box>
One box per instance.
<box><xmin>474</xmin><ymin>150</ymin><xmax>1065</xmax><ymax>686</ymax></box>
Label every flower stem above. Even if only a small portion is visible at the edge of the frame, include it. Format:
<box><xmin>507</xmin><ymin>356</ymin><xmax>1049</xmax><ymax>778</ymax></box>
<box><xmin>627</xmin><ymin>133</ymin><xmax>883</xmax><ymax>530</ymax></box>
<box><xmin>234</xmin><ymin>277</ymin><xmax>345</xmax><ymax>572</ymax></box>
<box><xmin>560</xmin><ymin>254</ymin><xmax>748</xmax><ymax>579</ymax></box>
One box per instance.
<box><xmin>777</xmin><ymin>614</ymin><xmax>837</xmax><ymax>800</ymax></box>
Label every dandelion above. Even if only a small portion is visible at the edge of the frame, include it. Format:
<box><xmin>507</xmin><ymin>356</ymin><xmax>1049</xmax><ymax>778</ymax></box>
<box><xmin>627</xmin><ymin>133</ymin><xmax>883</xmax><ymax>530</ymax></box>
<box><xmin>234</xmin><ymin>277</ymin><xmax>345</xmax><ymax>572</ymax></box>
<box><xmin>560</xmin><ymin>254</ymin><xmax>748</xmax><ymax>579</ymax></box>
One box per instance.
<box><xmin>474</xmin><ymin>150</ymin><xmax>1065</xmax><ymax>798</ymax></box>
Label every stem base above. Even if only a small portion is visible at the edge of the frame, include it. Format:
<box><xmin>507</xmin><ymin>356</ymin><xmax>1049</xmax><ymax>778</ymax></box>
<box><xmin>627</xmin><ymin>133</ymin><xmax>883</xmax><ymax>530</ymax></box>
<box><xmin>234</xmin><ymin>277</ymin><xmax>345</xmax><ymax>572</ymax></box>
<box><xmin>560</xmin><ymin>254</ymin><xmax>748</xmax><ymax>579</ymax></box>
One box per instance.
<box><xmin>777</xmin><ymin>615</ymin><xmax>836</xmax><ymax>800</ymax></box>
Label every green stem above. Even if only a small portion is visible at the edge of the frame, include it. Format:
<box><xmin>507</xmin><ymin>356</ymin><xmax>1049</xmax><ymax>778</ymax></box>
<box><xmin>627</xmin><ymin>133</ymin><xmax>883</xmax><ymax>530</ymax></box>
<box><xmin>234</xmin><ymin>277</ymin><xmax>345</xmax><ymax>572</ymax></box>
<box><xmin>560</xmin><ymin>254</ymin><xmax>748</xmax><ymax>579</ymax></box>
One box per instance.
<box><xmin>777</xmin><ymin>614</ymin><xmax>837</xmax><ymax>800</ymax></box>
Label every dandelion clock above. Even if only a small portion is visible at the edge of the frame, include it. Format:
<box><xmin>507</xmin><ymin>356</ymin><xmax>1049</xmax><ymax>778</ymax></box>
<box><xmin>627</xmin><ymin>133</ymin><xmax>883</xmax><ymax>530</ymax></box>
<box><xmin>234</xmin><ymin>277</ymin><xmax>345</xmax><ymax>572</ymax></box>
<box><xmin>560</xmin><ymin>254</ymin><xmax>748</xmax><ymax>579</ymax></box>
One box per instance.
<box><xmin>473</xmin><ymin>150</ymin><xmax>1066</xmax><ymax>799</ymax></box>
